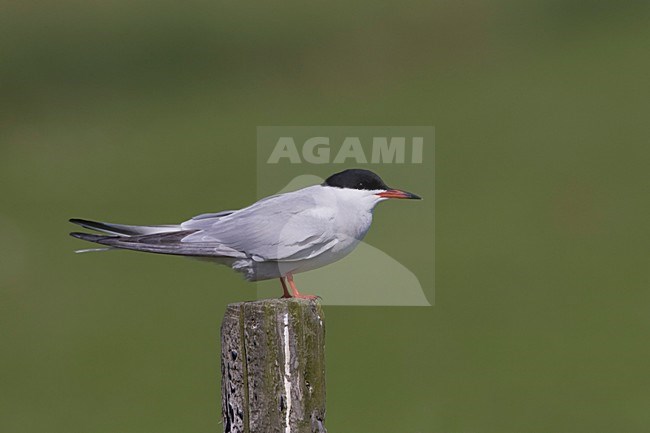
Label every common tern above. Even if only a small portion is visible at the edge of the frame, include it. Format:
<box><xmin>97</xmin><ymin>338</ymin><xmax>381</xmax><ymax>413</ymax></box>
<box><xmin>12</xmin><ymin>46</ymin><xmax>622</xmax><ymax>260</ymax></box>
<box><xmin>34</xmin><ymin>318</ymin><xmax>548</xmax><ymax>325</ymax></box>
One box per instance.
<box><xmin>70</xmin><ymin>169</ymin><xmax>421</xmax><ymax>299</ymax></box>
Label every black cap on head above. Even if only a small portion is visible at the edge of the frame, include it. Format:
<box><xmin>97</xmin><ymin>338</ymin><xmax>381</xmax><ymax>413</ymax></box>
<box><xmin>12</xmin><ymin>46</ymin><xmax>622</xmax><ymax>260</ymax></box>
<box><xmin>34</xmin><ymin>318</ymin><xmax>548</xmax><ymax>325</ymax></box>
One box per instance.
<box><xmin>322</xmin><ymin>169</ymin><xmax>389</xmax><ymax>191</ymax></box>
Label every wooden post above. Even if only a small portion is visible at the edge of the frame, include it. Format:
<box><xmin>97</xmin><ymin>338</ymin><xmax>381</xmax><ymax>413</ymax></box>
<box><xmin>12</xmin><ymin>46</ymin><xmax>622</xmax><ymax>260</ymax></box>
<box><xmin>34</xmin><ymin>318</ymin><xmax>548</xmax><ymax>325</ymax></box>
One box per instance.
<box><xmin>221</xmin><ymin>299</ymin><xmax>327</xmax><ymax>433</ymax></box>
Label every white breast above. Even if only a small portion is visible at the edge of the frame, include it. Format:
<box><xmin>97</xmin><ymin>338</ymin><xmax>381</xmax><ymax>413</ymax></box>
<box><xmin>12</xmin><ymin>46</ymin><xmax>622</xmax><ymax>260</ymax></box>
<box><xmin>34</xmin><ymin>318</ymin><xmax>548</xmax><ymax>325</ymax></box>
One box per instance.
<box><xmin>284</xmin><ymin>187</ymin><xmax>379</xmax><ymax>275</ymax></box>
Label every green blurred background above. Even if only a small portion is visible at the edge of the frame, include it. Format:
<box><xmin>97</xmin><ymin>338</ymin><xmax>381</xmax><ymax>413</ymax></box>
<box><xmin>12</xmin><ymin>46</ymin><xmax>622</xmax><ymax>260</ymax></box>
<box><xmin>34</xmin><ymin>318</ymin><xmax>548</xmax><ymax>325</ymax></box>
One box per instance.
<box><xmin>2</xmin><ymin>1</ymin><xmax>650</xmax><ymax>432</ymax></box>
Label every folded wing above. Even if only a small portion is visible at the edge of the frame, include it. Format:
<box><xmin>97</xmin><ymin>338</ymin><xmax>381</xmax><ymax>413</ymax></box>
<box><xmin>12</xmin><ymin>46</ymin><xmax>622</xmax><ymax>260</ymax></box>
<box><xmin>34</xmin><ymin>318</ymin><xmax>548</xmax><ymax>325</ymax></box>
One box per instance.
<box><xmin>70</xmin><ymin>189</ymin><xmax>339</xmax><ymax>262</ymax></box>
<box><xmin>180</xmin><ymin>191</ymin><xmax>339</xmax><ymax>262</ymax></box>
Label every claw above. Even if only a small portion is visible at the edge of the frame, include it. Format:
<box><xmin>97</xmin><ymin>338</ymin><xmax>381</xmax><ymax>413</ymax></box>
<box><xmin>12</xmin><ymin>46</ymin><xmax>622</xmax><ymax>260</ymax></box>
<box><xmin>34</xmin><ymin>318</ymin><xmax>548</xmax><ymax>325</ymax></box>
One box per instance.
<box><xmin>293</xmin><ymin>294</ymin><xmax>320</xmax><ymax>300</ymax></box>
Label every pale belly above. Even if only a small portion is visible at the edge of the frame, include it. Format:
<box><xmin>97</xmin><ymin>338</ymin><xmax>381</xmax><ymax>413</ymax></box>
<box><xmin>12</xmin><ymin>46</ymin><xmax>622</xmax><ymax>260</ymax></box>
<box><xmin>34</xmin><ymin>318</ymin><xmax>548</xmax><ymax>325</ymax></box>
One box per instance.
<box><xmin>286</xmin><ymin>235</ymin><xmax>362</xmax><ymax>275</ymax></box>
<box><xmin>230</xmin><ymin>234</ymin><xmax>362</xmax><ymax>281</ymax></box>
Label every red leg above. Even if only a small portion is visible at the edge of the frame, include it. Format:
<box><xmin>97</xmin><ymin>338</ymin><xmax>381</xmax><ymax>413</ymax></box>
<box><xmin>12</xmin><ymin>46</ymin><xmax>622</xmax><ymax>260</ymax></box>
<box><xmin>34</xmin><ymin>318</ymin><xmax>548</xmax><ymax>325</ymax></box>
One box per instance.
<box><xmin>286</xmin><ymin>272</ymin><xmax>319</xmax><ymax>300</ymax></box>
<box><xmin>280</xmin><ymin>277</ymin><xmax>291</xmax><ymax>298</ymax></box>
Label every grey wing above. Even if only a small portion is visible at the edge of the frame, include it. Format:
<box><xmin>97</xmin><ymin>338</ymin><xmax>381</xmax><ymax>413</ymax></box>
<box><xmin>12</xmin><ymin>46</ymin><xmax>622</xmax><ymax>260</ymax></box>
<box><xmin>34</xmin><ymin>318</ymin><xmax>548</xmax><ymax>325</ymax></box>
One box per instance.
<box><xmin>181</xmin><ymin>210</ymin><xmax>237</xmax><ymax>231</ymax></box>
<box><xmin>180</xmin><ymin>192</ymin><xmax>338</xmax><ymax>262</ymax></box>
<box><xmin>70</xmin><ymin>231</ymin><xmax>247</xmax><ymax>258</ymax></box>
<box><xmin>69</xmin><ymin>213</ymin><xmax>245</xmax><ymax>257</ymax></box>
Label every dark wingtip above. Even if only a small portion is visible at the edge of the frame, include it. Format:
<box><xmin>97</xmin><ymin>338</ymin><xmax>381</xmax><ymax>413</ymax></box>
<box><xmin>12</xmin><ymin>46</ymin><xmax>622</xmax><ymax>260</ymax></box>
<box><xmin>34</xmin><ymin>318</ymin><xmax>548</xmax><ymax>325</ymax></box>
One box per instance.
<box><xmin>69</xmin><ymin>218</ymin><xmax>125</xmax><ymax>235</ymax></box>
<box><xmin>69</xmin><ymin>232</ymin><xmax>106</xmax><ymax>242</ymax></box>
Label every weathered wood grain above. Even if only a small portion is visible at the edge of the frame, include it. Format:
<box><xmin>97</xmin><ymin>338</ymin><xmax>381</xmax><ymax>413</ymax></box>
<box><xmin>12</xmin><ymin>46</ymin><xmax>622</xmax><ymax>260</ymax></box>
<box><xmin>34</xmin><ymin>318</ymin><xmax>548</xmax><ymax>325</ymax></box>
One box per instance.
<box><xmin>221</xmin><ymin>299</ymin><xmax>326</xmax><ymax>433</ymax></box>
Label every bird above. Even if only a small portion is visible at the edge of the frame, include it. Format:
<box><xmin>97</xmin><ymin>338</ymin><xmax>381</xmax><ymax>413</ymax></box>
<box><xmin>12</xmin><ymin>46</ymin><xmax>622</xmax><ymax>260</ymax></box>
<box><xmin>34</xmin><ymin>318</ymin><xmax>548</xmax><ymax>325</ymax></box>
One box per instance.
<box><xmin>69</xmin><ymin>168</ymin><xmax>421</xmax><ymax>299</ymax></box>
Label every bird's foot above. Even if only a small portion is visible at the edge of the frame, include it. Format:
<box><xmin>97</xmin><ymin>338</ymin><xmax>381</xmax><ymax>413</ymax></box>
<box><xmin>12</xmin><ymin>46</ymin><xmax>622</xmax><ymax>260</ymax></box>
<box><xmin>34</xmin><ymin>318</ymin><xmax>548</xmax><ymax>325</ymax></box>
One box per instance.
<box><xmin>281</xmin><ymin>273</ymin><xmax>320</xmax><ymax>300</ymax></box>
<box><xmin>293</xmin><ymin>293</ymin><xmax>321</xmax><ymax>300</ymax></box>
<box><xmin>278</xmin><ymin>292</ymin><xmax>320</xmax><ymax>300</ymax></box>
